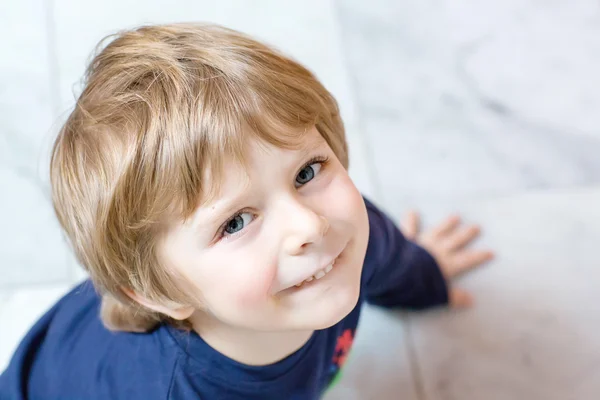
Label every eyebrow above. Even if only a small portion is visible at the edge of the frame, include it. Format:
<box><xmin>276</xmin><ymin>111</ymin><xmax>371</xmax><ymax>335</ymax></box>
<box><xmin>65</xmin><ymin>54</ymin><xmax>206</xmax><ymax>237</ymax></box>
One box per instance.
<box><xmin>296</xmin><ymin>135</ymin><xmax>327</xmax><ymax>158</ymax></box>
<box><xmin>192</xmin><ymin>179</ymin><xmax>252</xmax><ymax>233</ymax></box>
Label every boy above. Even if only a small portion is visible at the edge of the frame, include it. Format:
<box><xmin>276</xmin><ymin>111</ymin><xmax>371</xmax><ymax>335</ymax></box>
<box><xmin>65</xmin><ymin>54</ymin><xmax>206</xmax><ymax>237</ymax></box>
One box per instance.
<box><xmin>0</xmin><ymin>23</ymin><xmax>493</xmax><ymax>399</ymax></box>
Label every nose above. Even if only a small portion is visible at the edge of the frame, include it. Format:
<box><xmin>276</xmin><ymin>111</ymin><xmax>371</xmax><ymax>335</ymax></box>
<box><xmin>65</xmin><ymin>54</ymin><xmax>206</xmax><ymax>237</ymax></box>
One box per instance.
<box><xmin>281</xmin><ymin>200</ymin><xmax>329</xmax><ymax>256</ymax></box>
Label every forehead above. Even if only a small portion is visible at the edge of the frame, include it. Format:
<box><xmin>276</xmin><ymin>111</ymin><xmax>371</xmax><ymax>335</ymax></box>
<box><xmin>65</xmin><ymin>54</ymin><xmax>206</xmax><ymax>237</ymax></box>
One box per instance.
<box><xmin>246</xmin><ymin>126</ymin><xmax>326</xmax><ymax>163</ymax></box>
<box><xmin>198</xmin><ymin>126</ymin><xmax>326</xmax><ymax>203</ymax></box>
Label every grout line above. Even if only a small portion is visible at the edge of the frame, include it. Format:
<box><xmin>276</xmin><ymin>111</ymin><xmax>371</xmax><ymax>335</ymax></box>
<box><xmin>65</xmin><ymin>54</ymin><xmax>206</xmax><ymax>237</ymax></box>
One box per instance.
<box><xmin>43</xmin><ymin>0</ymin><xmax>81</xmax><ymax>285</ymax></box>
<box><xmin>44</xmin><ymin>0</ymin><xmax>62</xmax><ymax>118</ymax></box>
<box><xmin>0</xmin><ymin>278</ymin><xmax>74</xmax><ymax>294</ymax></box>
<box><xmin>431</xmin><ymin>182</ymin><xmax>600</xmax><ymax>207</ymax></box>
<box><xmin>331</xmin><ymin>2</ymin><xmax>425</xmax><ymax>398</ymax></box>
<box><xmin>403</xmin><ymin>316</ymin><xmax>428</xmax><ymax>400</ymax></box>
<box><xmin>329</xmin><ymin>0</ymin><xmax>384</xmax><ymax>202</ymax></box>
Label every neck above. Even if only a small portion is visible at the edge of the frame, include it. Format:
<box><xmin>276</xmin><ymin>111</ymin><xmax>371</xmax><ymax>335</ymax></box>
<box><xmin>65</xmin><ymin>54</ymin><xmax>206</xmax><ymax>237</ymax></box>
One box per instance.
<box><xmin>189</xmin><ymin>312</ymin><xmax>314</xmax><ymax>366</ymax></box>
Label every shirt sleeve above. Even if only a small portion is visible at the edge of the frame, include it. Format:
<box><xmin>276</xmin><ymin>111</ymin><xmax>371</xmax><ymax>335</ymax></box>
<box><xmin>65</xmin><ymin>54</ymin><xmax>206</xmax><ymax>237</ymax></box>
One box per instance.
<box><xmin>361</xmin><ymin>197</ymin><xmax>449</xmax><ymax>310</ymax></box>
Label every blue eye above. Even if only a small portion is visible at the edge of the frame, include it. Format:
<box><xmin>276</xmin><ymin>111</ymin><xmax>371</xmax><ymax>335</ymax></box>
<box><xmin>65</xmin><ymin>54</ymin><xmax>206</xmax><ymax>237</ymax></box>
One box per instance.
<box><xmin>223</xmin><ymin>212</ymin><xmax>254</xmax><ymax>236</ymax></box>
<box><xmin>295</xmin><ymin>162</ymin><xmax>323</xmax><ymax>187</ymax></box>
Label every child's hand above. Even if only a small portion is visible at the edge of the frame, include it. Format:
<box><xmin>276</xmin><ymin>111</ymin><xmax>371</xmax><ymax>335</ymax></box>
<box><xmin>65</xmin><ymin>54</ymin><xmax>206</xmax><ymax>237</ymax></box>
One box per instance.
<box><xmin>400</xmin><ymin>211</ymin><xmax>495</xmax><ymax>309</ymax></box>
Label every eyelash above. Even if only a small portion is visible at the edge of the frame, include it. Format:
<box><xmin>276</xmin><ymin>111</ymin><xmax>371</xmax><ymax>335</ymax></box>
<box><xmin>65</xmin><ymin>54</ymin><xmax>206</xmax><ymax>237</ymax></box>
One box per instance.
<box><xmin>216</xmin><ymin>155</ymin><xmax>330</xmax><ymax>241</ymax></box>
<box><xmin>300</xmin><ymin>155</ymin><xmax>329</xmax><ymax>176</ymax></box>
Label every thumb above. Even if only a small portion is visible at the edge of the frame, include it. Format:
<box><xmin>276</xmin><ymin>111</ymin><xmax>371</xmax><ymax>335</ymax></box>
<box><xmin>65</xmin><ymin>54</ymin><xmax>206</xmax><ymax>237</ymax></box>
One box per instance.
<box><xmin>400</xmin><ymin>210</ymin><xmax>420</xmax><ymax>240</ymax></box>
<box><xmin>449</xmin><ymin>287</ymin><xmax>474</xmax><ymax>309</ymax></box>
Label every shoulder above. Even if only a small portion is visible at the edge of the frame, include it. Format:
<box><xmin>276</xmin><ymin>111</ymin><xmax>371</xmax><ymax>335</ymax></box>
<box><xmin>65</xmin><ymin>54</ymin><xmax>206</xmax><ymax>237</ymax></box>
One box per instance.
<box><xmin>8</xmin><ymin>280</ymin><xmax>180</xmax><ymax>400</ymax></box>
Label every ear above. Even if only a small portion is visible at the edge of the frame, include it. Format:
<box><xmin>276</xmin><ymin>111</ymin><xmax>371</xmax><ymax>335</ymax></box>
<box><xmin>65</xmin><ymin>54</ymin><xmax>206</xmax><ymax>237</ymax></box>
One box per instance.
<box><xmin>121</xmin><ymin>288</ymin><xmax>195</xmax><ymax>321</ymax></box>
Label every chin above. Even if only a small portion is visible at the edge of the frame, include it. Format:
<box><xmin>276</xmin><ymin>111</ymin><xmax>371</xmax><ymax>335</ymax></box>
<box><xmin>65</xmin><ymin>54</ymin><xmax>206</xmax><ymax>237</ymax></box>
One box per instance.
<box><xmin>306</xmin><ymin>284</ymin><xmax>361</xmax><ymax>330</ymax></box>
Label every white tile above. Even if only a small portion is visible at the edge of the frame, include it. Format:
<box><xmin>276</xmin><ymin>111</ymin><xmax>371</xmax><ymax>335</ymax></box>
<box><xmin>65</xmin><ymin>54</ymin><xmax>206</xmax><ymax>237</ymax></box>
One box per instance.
<box><xmin>0</xmin><ymin>0</ymin><xmax>54</xmax><ymax>139</ymax></box>
<box><xmin>405</xmin><ymin>186</ymin><xmax>600</xmax><ymax>399</ymax></box>
<box><xmin>0</xmin><ymin>0</ymin><xmax>55</xmax><ymax>184</ymax></box>
<box><xmin>0</xmin><ymin>292</ymin><xmax>9</xmax><ymax>316</ymax></box>
<box><xmin>0</xmin><ymin>284</ymin><xmax>74</xmax><ymax>373</ymax></box>
<box><xmin>336</xmin><ymin>0</ymin><xmax>600</xmax><ymax>202</ymax></box>
<box><xmin>0</xmin><ymin>170</ymin><xmax>72</xmax><ymax>286</ymax></box>
<box><xmin>455</xmin><ymin>0</ymin><xmax>600</xmax><ymax>139</ymax></box>
<box><xmin>52</xmin><ymin>0</ymin><xmax>376</xmax><ymax>197</ymax></box>
<box><xmin>0</xmin><ymin>0</ymin><xmax>72</xmax><ymax>286</ymax></box>
<box><xmin>325</xmin><ymin>305</ymin><xmax>418</xmax><ymax>400</ymax></box>
<box><xmin>336</xmin><ymin>0</ymin><xmax>600</xmax><ymax>137</ymax></box>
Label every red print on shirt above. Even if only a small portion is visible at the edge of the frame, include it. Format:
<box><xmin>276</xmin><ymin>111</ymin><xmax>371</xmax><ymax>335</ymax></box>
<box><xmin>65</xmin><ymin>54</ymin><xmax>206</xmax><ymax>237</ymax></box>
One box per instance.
<box><xmin>332</xmin><ymin>329</ymin><xmax>354</xmax><ymax>368</ymax></box>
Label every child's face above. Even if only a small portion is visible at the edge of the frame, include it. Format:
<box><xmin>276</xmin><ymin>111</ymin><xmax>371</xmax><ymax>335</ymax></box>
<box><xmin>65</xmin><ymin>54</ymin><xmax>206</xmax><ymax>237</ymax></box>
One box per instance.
<box><xmin>161</xmin><ymin>127</ymin><xmax>369</xmax><ymax>331</ymax></box>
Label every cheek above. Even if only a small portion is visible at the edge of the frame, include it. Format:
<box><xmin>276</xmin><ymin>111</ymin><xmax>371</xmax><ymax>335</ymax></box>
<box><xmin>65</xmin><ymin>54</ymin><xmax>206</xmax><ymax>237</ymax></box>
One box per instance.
<box><xmin>230</xmin><ymin>265</ymin><xmax>277</xmax><ymax>307</ymax></box>
<box><xmin>204</xmin><ymin>253</ymin><xmax>279</xmax><ymax>310</ymax></box>
<box><xmin>325</xmin><ymin>173</ymin><xmax>366</xmax><ymax>220</ymax></box>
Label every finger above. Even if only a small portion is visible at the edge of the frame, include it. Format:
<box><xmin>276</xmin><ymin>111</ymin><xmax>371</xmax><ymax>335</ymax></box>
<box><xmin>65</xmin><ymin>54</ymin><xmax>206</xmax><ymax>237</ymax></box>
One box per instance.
<box><xmin>449</xmin><ymin>250</ymin><xmax>495</xmax><ymax>276</ymax></box>
<box><xmin>446</xmin><ymin>225</ymin><xmax>481</xmax><ymax>251</ymax></box>
<box><xmin>400</xmin><ymin>210</ymin><xmax>420</xmax><ymax>240</ymax></box>
<box><xmin>449</xmin><ymin>287</ymin><xmax>474</xmax><ymax>309</ymax></box>
<box><xmin>431</xmin><ymin>215</ymin><xmax>461</xmax><ymax>238</ymax></box>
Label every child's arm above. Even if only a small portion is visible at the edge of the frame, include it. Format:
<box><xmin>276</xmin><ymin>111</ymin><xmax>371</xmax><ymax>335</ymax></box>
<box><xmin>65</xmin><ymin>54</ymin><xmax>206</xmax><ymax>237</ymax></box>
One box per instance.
<box><xmin>362</xmin><ymin>197</ymin><xmax>494</xmax><ymax>310</ymax></box>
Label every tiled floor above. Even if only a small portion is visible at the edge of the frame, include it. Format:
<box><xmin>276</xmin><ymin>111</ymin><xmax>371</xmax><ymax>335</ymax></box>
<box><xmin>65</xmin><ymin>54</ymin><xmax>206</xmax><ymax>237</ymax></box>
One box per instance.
<box><xmin>1</xmin><ymin>1</ymin><xmax>599</xmax><ymax>399</ymax></box>
<box><xmin>406</xmin><ymin>186</ymin><xmax>600</xmax><ymax>400</ymax></box>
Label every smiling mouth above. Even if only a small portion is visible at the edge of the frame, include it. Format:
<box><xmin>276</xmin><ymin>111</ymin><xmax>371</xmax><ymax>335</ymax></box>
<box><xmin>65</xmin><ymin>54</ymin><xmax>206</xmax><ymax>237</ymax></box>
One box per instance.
<box><xmin>293</xmin><ymin>258</ymin><xmax>337</xmax><ymax>289</ymax></box>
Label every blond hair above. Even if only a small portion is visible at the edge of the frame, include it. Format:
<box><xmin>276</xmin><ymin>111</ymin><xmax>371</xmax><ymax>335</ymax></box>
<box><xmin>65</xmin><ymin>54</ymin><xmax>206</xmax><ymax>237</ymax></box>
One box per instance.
<box><xmin>50</xmin><ymin>23</ymin><xmax>348</xmax><ymax>332</ymax></box>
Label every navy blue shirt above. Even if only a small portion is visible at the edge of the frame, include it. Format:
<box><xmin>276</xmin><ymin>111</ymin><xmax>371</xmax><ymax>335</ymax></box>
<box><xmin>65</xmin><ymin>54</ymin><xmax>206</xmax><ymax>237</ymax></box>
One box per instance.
<box><xmin>0</xmin><ymin>198</ymin><xmax>448</xmax><ymax>400</ymax></box>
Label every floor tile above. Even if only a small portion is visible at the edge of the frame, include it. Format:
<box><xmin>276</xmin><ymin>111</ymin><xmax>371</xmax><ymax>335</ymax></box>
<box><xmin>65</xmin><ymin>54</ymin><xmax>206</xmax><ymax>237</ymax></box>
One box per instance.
<box><xmin>336</xmin><ymin>0</ymin><xmax>600</xmax><ymax>204</ymax></box>
<box><xmin>0</xmin><ymin>0</ymin><xmax>71</xmax><ymax>286</ymax></box>
<box><xmin>406</xmin><ymin>186</ymin><xmax>600</xmax><ymax>400</ymax></box>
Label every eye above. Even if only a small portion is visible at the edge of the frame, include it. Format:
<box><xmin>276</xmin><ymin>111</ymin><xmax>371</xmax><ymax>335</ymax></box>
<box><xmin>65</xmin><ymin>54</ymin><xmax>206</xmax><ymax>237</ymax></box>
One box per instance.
<box><xmin>295</xmin><ymin>162</ymin><xmax>324</xmax><ymax>188</ymax></box>
<box><xmin>222</xmin><ymin>212</ymin><xmax>254</xmax><ymax>236</ymax></box>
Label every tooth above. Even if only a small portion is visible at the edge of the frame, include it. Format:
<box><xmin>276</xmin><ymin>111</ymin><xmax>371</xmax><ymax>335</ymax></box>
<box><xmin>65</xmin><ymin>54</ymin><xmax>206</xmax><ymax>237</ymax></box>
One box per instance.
<box><xmin>305</xmin><ymin>276</ymin><xmax>314</xmax><ymax>282</ymax></box>
<box><xmin>324</xmin><ymin>264</ymin><xmax>333</xmax><ymax>273</ymax></box>
<box><xmin>314</xmin><ymin>270</ymin><xmax>326</xmax><ymax>280</ymax></box>
<box><xmin>295</xmin><ymin>282</ymin><xmax>303</xmax><ymax>287</ymax></box>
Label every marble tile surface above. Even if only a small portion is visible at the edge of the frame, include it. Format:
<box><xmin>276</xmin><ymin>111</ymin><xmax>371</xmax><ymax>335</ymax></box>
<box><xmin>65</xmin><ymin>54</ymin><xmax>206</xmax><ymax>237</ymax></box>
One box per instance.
<box><xmin>405</xmin><ymin>186</ymin><xmax>600</xmax><ymax>400</ymax></box>
<box><xmin>336</xmin><ymin>0</ymin><xmax>600</xmax><ymax>207</ymax></box>
<box><xmin>325</xmin><ymin>305</ymin><xmax>418</xmax><ymax>400</ymax></box>
<box><xmin>0</xmin><ymin>0</ymin><xmax>72</xmax><ymax>287</ymax></box>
